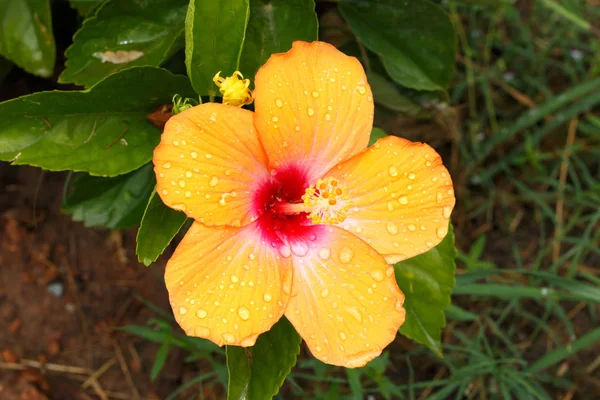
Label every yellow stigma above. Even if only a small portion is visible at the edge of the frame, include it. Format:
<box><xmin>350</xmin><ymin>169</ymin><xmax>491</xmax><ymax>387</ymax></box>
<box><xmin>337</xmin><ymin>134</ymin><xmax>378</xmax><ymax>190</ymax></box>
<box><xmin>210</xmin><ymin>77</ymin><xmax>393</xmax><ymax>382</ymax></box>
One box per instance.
<box><xmin>213</xmin><ymin>71</ymin><xmax>253</xmax><ymax>107</ymax></box>
<box><xmin>302</xmin><ymin>177</ymin><xmax>350</xmax><ymax>225</ymax></box>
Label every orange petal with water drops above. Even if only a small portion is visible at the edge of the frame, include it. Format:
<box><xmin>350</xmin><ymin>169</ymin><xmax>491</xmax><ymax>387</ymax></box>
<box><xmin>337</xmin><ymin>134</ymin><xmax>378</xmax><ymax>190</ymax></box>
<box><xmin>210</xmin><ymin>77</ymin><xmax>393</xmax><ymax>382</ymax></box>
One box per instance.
<box><xmin>153</xmin><ymin>103</ymin><xmax>270</xmax><ymax>227</ymax></box>
<box><xmin>284</xmin><ymin>225</ymin><xmax>405</xmax><ymax>368</ymax></box>
<box><xmin>165</xmin><ymin>221</ymin><xmax>293</xmax><ymax>347</ymax></box>
<box><xmin>328</xmin><ymin>136</ymin><xmax>455</xmax><ymax>263</ymax></box>
<box><xmin>253</xmin><ymin>41</ymin><xmax>374</xmax><ymax>182</ymax></box>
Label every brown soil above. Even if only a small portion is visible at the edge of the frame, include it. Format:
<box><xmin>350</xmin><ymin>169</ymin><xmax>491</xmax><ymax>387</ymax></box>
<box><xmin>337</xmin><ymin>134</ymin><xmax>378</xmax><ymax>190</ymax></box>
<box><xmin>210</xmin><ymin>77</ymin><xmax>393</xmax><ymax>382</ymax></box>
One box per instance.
<box><xmin>0</xmin><ymin>165</ymin><xmax>206</xmax><ymax>400</ymax></box>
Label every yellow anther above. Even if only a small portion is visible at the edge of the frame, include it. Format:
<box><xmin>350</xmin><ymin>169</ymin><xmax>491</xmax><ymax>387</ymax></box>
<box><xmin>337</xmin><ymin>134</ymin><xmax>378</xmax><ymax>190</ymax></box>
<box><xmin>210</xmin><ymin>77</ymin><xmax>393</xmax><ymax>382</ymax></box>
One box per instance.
<box><xmin>213</xmin><ymin>71</ymin><xmax>253</xmax><ymax>107</ymax></box>
<box><xmin>302</xmin><ymin>177</ymin><xmax>350</xmax><ymax>225</ymax></box>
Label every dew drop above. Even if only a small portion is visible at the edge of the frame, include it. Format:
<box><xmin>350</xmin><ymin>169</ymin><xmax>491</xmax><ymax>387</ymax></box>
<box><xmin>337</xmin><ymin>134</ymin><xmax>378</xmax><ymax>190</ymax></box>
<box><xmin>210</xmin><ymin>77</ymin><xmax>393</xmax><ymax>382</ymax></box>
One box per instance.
<box><xmin>162</xmin><ymin>162</ymin><xmax>171</xmax><ymax>169</ymax></box>
<box><xmin>272</xmin><ymin>116</ymin><xmax>279</xmax><ymax>123</ymax></box>
<box><xmin>178</xmin><ymin>180</ymin><xmax>186</xmax><ymax>188</ymax></box>
<box><xmin>161</xmin><ymin>189</ymin><xmax>168</xmax><ymax>195</ymax></box>
<box><xmin>195</xmin><ymin>326</ymin><xmax>210</xmax><ymax>337</ymax></box>
<box><xmin>185</xmin><ymin>191</ymin><xmax>191</xmax><ymax>198</ymax></box>
<box><xmin>263</xmin><ymin>293</ymin><xmax>272</xmax><ymax>302</ymax></box>
<box><xmin>339</xmin><ymin>332</ymin><xmax>347</xmax><ymax>340</ymax></box>
<box><xmin>318</xmin><ymin>247</ymin><xmax>331</xmax><ymax>260</ymax></box>
<box><xmin>321</xmin><ymin>289</ymin><xmax>329</xmax><ymax>298</ymax></box>
<box><xmin>325</xmin><ymin>113</ymin><xmax>331</xmax><ymax>121</ymax></box>
<box><xmin>408</xmin><ymin>224</ymin><xmax>416</xmax><ymax>232</ymax></box>
<box><xmin>408</xmin><ymin>172</ymin><xmax>416</xmax><ymax>180</ymax></box>
<box><xmin>237</xmin><ymin>307</ymin><xmax>250</xmax><ymax>320</ymax></box>
<box><xmin>311</xmin><ymin>91</ymin><xmax>319</xmax><ymax>97</ymax></box>
<box><xmin>388</xmin><ymin>166</ymin><xmax>399</xmax><ymax>177</ymax></box>
<box><xmin>279</xmin><ymin>245</ymin><xmax>291</xmax><ymax>258</ymax></box>
<box><xmin>370</xmin><ymin>269</ymin><xmax>385</xmax><ymax>282</ymax></box>
<box><xmin>196</xmin><ymin>309</ymin><xmax>207</xmax><ymax>319</ymax></box>
<box><xmin>185</xmin><ymin>171</ymin><xmax>193</xmax><ymax>178</ymax></box>
<box><xmin>443</xmin><ymin>206</ymin><xmax>452</xmax><ymax>218</ymax></box>
<box><xmin>291</xmin><ymin>241</ymin><xmax>309</xmax><ymax>257</ymax></box>
<box><xmin>222</xmin><ymin>333</ymin><xmax>235</xmax><ymax>344</ymax></box>
<box><xmin>387</xmin><ymin>202</ymin><xmax>395</xmax><ymax>211</ymax></box>
<box><xmin>205</xmin><ymin>153</ymin><xmax>213</xmax><ymax>159</ymax></box>
<box><xmin>179</xmin><ymin>306</ymin><xmax>187</xmax><ymax>315</ymax></box>
<box><xmin>436</xmin><ymin>192</ymin><xmax>443</xmax><ymax>204</ymax></box>
<box><xmin>209</xmin><ymin>176</ymin><xmax>219</xmax><ymax>187</ymax></box>
<box><xmin>339</xmin><ymin>247</ymin><xmax>354</xmax><ymax>264</ymax></box>
<box><xmin>437</xmin><ymin>226</ymin><xmax>448</xmax><ymax>238</ymax></box>
<box><xmin>346</xmin><ymin>306</ymin><xmax>362</xmax><ymax>323</ymax></box>
<box><xmin>230</xmin><ymin>275</ymin><xmax>239</xmax><ymax>283</ymax></box>
<box><xmin>307</xmin><ymin>108</ymin><xmax>315</xmax><ymax>116</ymax></box>
<box><xmin>386</xmin><ymin>222</ymin><xmax>399</xmax><ymax>235</ymax></box>
<box><xmin>275</xmin><ymin>98</ymin><xmax>283</xmax><ymax>107</ymax></box>
<box><xmin>398</xmin><ymin>196</ymin><xmax>408</xmax><ymax>205</ymax></box>
<box><xmin>356</xmin><ymin>85</ymin><xmax>366</xmax><ymax>95</ymax></box>
<box><xmin>191</xmin><ymin>152</ymin><xmax>198</xmax><ymax>159</ymax></box>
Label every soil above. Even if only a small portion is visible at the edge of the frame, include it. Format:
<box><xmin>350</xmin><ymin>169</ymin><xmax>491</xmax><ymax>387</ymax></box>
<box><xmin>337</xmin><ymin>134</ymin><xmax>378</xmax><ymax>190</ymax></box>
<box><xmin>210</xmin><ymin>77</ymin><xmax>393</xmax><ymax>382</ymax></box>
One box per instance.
<box><xmin>0</xmin><ymin>164</ymin><xmax>207</xmax><ymax>400</ymax></box>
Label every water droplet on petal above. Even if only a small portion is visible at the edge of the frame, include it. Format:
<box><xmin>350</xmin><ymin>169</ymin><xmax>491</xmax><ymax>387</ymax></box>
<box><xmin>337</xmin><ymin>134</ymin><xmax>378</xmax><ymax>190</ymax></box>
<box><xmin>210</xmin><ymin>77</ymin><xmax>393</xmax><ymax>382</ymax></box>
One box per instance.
<box><xmin>191</xmin><ymin>152</ymin><xmax>198</xmax><ymax>159</ymax></box>
<box><xmin>307</xmin><ymin>108</ymin><xmax>315</xmax><ymax>116</ymax></box>
<box><xmin>386</xmin><ymin>222</ymin><xmax>398</xmax><ymax>235</ymax></box>
<box><xmin>162</xmin><ymin>162</ymin><xmax>171</xmax><ymax>169</ymax></box>
<box><xmin>196</xmin><ymin>309</ymin><xmax>207</xmax><ymax>318</ymax></box>
<box><xmin>443</xmin><ymin>206</ymin><xmax>452</xmax><ymax>218</ymax></box>
<box><xmin>339</xmin><ymin>247</ymin><xmax>354</xmax><ymax>264</ymax></box>
<box><xmin>436</xmin><ymin>192</ymin><xmax>443</xmax><ymax>203</ymax></box>
<box><xmin>437</xmin><ymin>226</ymin><xmax>448</xmax><ymax>238</ymax></box>
<box><xmin>388</xmin><ymin>166</ymin><xmax>398</xmax><ymax>177</ymax></box>
<box><xmin>178</xmin><ymin>180</ymin><xmax>186</xmax><ymax>188</ymax></box>
<box><xmin>408</xmin><ymin>224</ymin><xmax>416</xmax><ymax>232</ymax></box>
<box><xmin>230</xmin><ymin>275</ymin><xmax>239</xmax><ymax>283</ymax></box>
<box><xmin>179</xmin><ymin>306</ymin><xmax>187</xmax><ymax>315</ymax></box>
<box><xmin>398</xmin><ymin>196</ymin><xmax>408</xmax><ymax>205</ymax></box>
<box><xmin>263</xmin><ymin>293</ymin><xmax>272</xmax><ymax>302</ymax></box>
<box><xmin>321</xmin><ymin>289</ymin><xmax>329</xmax><ymax>298</ymax></box>
<box><xmin>279</xmin><ymin>245</ymin><xmax>291</xmax><ymax>258</ymax></box>
<box><xmin>209</xmin><ymin>176</ymin><xmax>219</xmax><ymax>187</ymax></box>
<box><xmin>195</xmin><ymin>326</ymin><xmax>210</xmax><ymax>337</ymax></box>
<box><xmin>346</xmin><ymin>306</ymin><xmax>362</xmax><ymax>322</ymax></box>
<box><xmin>311</xmin><ymin>91</ymin><xmax>319</xmax><ymax>97</ymax></box>
<box><xmin>222</xmin><ymin>333</ymin><xmax>235</xmax><ymax>344</ymax></box>
<box><xmin>339</xmin><ymin>331</ymin><xmax>347</xmax><ymax>340</ymax></box>
<box><xmin>408</xmin><ymin>172</ymin><xmax>416</xmax><ymax>180</ymax></box>
<box><xmin>291</xmin><ymin>241</ymin><xmax>309</xmax><ymax>257</ymax></box>
<box><xmin>237</xmin><ymin>307</ymin><xmax>250</xmax><ymax>320</ymax></box>
<box><xmin>387</xmin><ymin>202</ymin><xmax>395</xmax><ymax>211</ymax></box>
<box><xmin>318</xmin><ymin>247</ymin><xmax>331</xmax><ymax>260</ymax></box>
<box><xmin>370</xmin><ymin>269</ymin><xmax>385</xmax><ymax>282</ymax></box>
<box><xmin>356</xmin><ymin>85</ymin><xmax>366</xmax><ymax>95</ymax></box>
<box><xmin>275</xmin><ymin>98</ymin><xmax>283</xmax><ymax>107</ymax></box>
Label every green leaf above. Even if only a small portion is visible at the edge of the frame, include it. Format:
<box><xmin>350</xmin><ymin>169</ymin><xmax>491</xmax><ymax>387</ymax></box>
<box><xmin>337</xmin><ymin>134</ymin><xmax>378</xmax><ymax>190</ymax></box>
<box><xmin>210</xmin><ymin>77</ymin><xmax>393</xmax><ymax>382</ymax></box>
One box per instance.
<box><xmin>0</xmin><ymin>56</ymin><xmax>13</xmax><ymax>84</ymax></box>
<box><xmin>185</xmin><ymin>0</ymin><xmax>249</xmax><ymax>96</ymax></box>
<box><xmin>0</xmin><ymin>66</ymin><xmax>195</xmax><ymax>176</ymax></box>
<box><xmin>62</xmin><ymin>163</ymin><xmax>155</xmax><ymax>229</ymax></box>
<box><xmin>368</xmin><ymin>127</ymin><xmax>387</xmax><ymax>146</ymax></box>
<box><xmin>60</xmin><ymin>0</ymin><xmax>188</xmax><ymax>88</ymax></box>
<box><xmin>0</xmin><ymin>0</ymin><xmax>55</xmax><ymax>77</ymax></box>
<box><xmin>394</xmin><ymin>224</ymin><xmax>456</xmax><ymax>357</ymax></box>
<box><xmin>151</xmin><ymin>342</ymin><xmax>170</xmax><ymax>381</ymax></box>
<box><xmin>69</xmin><ymin>0</ymin><xmax>102</xmax><ymax>16</ymax></box>
<box><xmin>239</xmin><ymin>0</ymin><xmax>318</xmax><ymax>81</ymax></box>
<box><xmin>227</xmin><ymin>318</ymin><xmax>301</xmax><ymax>400</ymax></box>
<box><xmin>339</xmin><ymin>0</ymin><xmax>456</xmax><ymax>91</ymax></box>
<box><xmin>444</xmin><ymin>304</ymin><xmax>477</xmax><ymax>321</ymax></box>
<box><xmin>136</xmin><ymin>190</ymin><xmax>188</xmax><ymax>266</ymax></box>
<box><xmin>367</xmin><ymin>72</ymin><xmax>429</xmax><ymax>117</ymax></box>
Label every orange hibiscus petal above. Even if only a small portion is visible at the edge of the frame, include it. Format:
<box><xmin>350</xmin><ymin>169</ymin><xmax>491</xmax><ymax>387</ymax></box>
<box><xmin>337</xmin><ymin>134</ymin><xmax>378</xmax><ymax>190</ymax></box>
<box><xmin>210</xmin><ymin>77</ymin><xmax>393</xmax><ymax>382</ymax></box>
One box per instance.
<box><xmin>253</xmin><ymin>41</ymin><xmax>374</xmax><ymax>182</ymax></box>
<box><xmin>153</xmin><ymin>103</ymin><xmax>270</xmax><ymax>227</ymax></box>
<box><xmin>284</xmin><ymin>225</ymin><xmax>405</xmax><ymax>368</ymax></box>
<box><xmin>165</xmin><ymin>221</ymin><xmax>293</xmax><ymax>347</ymax></box>
<box><xmin>328</xmin><ymin>136</ymin><xmax>455</xmax><ymax>263</ymax></box>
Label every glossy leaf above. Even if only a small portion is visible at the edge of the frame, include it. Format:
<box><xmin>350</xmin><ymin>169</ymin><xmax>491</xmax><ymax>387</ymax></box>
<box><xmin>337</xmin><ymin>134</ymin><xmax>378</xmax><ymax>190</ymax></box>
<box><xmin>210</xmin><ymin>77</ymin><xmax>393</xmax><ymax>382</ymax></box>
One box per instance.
<box><xmin>0</xmin><ymin>67</ymin><xmax>196</xmax><ymax>176</ymax></box>
<box><xmin>69</xmin><ymin>0</ymin><xmax>102</xmax><ymax>16</ymax></box>
<box><xmin>394</xmin><ymin>224</ymin><xmax>456</xmax><ymax>357</ymax></box>
<box><xmin>60</xmin><ymin>0</ymin><xmax>188</xmax><ymax>88</ymax></box>
<box><xmin>136</xmin><ymin>190</ymin><xmax>188</xmax><ymax>266</ymax></box>
<box><xmin>62</xmin><ymin>163</ymin><xmax>155</xmax><ymax>229</ymax></box>
<box><xmin>227</xmin><ymin>318</ymin><xmax>301</xmax><ymax>400</ymax></box>
<box><xmin>339</xmin><ymin>0</ymin><xmax>456</xmax><ymax>91</ymax></box>
<box><xmin>0</xmin><ymin>0</ymin><xmax>55</xmax><ymax>77</ymax></box>
<box><xmin>367</xmin><ymin>72</ymin><xmax>429</xmax><ymax>117</ymax></box>
<box><xmin>185</xmin><ymin>0</ymin><xmax>249</xmax><ymax>96</ymax></box>
<box><xmin>239</xmin><ymin>0</ymin><xmax>318</xmax><ymax>81</ymax></box>
<box><xmin>368</xmin><ymin>126</ymin><xmax>387</xmax><ymax>146</ymax></box>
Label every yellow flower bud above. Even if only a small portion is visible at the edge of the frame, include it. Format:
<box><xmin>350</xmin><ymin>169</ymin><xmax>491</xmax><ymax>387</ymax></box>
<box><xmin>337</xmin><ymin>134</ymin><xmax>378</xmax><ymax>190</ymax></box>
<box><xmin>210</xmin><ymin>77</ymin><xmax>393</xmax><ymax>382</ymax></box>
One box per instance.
<box><xmin>212</xmin><ymin>71</ymin><xmax>253</xmax><ymax>107</ymax></box>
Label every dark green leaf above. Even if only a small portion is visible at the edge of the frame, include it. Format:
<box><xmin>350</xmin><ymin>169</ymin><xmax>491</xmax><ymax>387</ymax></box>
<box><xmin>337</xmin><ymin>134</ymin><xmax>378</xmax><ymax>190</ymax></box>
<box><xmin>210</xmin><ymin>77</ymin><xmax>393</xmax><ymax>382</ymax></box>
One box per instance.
<box><xmin>395</xmin><ymin>224</ymin><xmax>456</xmax><ymax>357</ymax></box>
<box><xmin>227</xmin><ymin>318</ymin><xmax>301</xmax><ymax>400</ymax></box>
<box><xmin>239</xmin><ymin>0</ymin><xmax>318</xmax><ymax>81</ymax></box>
<box><xmin>339</xmin><ymin>0</ymin><xmax>456</xmax><ymax>91</ymax></box>
<box><xmin>0</xmin><ymin>66</ymin><xmax>195</xmax><ymax>176</ymax></box>
<box><xmin>151</xmin><ymin>342</ymin><xmax>170</xmax><ymax>381</ymax></box>
<box><xmin>444</xmin><ymin>304</ymin><xmax>477</xmax><ymax>321</ymax></box>
<box><xmin>69</xmin><ymin>0</ymin><xmax>102</xmax><ymax>16</ymax></box>
<box><xmin>62</xmin><ymin>163</ymin><xmax>155</xmax><ymax>229</ymax></box>
<box><xmin>185</xmin><ymin>0</ymin><xmax>249</xmax><ymax>96</ymax></box>
<box><xmin>368</xmin><ymin>127</ymin><xmax>387</xmax><ymax>146</ymax></box>
<box><xmin>0</xmin><ymin>56</ymin><xmax>13</xmax><ymax>84</ymax></box>
<box><xmin>136</xmin><ymin>190</ymin><xmax>188</xmax><ymax>266</ymax></box>
<box><xmin>367</xmin><ymin>72</ymin><xmax>429</xmax><ymax>117</ymax></box>
<box><xmin>0</xmin><ymin>0</ymin><xmax>55</xmax><ymax>77</ymax></box>
<box><xmin>60</xmin><ymin>0</ymin><xmax>188</xmax><ymax>88</ymax></box>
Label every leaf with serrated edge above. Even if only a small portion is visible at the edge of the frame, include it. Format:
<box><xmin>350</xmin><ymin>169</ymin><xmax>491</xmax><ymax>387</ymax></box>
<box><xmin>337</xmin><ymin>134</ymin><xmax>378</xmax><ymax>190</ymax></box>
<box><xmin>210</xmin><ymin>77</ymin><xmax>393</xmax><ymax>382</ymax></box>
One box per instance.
<box><xmin>339</xmin><ymin>0</ymin><xmax>456</xmax><ymax>91</ymax></box>
<box><xmin>185</xmin><ymin>0</ymin><xmax>249</xmax><ymax>96</ymax></box>
<box><xmin>62</xmin><ymin>163</ymin><xmax>155</xmax><ymax>229</ymax></box>
<box><xmin>239</xmin><ymin>0</ymin><xmax>317</xmax><ymax>82</ymax></box>
<box><xmin>227</xmin><ymin>318</ymin><xmax>301</xmax><ymax>400</ymax></box>
<box><xmin>136</xmin><ymin>190</ymin><xmax>187</xmax><ymax>266</ymax></box>
<box><xmin>395</xmin><ymin>224</ymin><xmax>456</xmax><ymax>357</ymax></box>
<box><xmin>0</xmin><ymin>67</ymin><xmax>196</xmax><ymax>177</ymax></box>
<box><xmin>0</xmin><ymin>0</ymin><xmax>55</xmax><ymax>77</ymax></box>
<box><xmin>60</xmin><ymin>0</ymin><xmax>188</xmax><ymax>88</ymax></box>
